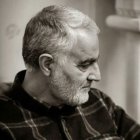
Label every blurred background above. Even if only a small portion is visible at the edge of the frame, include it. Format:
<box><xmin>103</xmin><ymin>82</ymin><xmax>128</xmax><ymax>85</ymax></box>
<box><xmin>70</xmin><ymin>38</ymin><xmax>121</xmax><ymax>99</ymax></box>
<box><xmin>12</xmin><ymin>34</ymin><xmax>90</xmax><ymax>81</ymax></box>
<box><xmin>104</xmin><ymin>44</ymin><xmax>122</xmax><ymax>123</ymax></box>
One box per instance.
<box><xmin>0</xmin><ymin>0</ymin><xmax>140</xmax><ymax>123</ymax></box>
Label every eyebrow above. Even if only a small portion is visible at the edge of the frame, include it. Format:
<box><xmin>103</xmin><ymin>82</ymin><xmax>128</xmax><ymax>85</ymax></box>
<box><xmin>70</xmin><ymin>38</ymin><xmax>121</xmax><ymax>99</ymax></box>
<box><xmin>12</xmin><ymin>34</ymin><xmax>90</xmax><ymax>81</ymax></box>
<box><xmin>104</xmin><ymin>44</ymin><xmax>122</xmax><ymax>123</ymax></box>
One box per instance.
<box><xmin>80</xmin><ymin>55</ymin><xmax>100</xmax><ymax>64</ymax></box>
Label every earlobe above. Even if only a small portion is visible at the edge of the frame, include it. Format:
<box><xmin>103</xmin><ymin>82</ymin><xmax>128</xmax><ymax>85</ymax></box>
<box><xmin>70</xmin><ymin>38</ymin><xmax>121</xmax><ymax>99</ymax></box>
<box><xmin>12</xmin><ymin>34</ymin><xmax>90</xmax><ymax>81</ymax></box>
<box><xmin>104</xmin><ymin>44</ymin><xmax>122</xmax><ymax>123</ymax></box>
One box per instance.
<box><xmin>39</xmin><ymin>54</ymin><xmax>53</xmax><ymax>76</ymax></box>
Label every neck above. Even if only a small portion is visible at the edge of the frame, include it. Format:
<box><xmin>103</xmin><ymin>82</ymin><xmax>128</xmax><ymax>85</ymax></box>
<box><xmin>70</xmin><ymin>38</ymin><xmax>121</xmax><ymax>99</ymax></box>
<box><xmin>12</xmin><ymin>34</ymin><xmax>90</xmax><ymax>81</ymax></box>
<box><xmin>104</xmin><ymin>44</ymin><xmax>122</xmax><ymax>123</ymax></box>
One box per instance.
<box><xmin>22</xmin><ymin>69</ymin><xmax>62</xmax><ymax>106</ymax></box>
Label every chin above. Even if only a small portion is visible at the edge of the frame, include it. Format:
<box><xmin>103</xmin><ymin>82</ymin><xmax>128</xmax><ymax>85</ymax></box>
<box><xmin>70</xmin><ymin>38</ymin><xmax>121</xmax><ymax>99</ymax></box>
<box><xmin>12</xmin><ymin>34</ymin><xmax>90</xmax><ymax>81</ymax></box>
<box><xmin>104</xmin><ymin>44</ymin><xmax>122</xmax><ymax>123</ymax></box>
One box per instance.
<box><xmin>68</xmin><ymin>92</ymin><xmax>89</xmax><ymax>106</ymax></box>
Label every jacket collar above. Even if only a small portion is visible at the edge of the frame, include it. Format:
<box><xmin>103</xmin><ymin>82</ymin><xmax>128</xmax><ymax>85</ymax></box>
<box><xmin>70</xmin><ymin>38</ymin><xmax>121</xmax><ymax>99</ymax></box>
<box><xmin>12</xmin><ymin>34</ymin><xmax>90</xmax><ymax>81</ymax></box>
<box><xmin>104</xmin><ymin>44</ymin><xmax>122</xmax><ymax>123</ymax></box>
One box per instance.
<box><xmin>9</xmin><ymin>70</ymin><xmax>77</xmax><ymax>120</ymax></box>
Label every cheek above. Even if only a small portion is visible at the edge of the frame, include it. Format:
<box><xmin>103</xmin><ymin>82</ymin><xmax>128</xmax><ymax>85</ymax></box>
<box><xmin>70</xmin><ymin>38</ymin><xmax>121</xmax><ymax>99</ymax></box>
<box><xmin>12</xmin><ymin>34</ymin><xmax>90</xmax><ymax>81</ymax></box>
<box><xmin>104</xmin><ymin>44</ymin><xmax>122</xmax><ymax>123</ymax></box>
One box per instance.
<box><xmin>63</xmin><ymin>65</ymin><xmax>87</xmax><ymax>83</ymax></box>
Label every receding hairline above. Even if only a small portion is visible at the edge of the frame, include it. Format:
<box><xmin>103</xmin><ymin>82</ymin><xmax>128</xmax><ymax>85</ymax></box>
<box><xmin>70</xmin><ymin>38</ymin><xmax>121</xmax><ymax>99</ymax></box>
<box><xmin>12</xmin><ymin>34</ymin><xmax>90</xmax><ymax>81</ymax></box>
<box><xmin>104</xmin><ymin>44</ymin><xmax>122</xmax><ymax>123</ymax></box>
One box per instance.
<box><xmin>22</xmin><ymin>5</ymin><xmax>100</xmax><ymax>68</ymax></box>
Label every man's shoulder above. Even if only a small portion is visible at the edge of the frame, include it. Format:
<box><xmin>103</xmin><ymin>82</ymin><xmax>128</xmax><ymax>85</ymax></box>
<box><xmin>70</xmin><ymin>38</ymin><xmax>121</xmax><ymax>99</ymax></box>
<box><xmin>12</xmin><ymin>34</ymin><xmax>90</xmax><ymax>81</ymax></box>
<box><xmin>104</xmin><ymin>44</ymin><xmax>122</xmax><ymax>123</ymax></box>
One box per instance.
<box><xmin>0</xmin><ymin>82</ymin><xmax>23</xmax><ymax>123</ymax></box>
<box><xmin>0</xmin><ymin>82</ymin><xmax>12</xmax><ymax>101</ymax></box>
<box><xmin>89</xmin><ymin>88</ymin><xmax>112</xmax><ymax>102</ymax></box>
<box><xmin>82</xmin><ymin>88</ymin><xmax>114</xmax><ymax>110</ymax></box>
<box><xmin>92</xmin><ymin>88</ymin><xmax>116</xmax><ymax>109</ymax></box>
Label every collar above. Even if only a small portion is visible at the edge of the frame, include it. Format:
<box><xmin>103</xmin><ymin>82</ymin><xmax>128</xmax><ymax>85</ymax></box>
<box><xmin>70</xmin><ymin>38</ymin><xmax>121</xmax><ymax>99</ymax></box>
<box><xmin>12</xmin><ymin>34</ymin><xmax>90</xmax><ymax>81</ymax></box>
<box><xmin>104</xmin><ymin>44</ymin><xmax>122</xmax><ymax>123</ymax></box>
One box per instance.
<box><xmin>8</xmin><ymin>70</ymin><xmax>76</xmax><ymax>119</ymax></box>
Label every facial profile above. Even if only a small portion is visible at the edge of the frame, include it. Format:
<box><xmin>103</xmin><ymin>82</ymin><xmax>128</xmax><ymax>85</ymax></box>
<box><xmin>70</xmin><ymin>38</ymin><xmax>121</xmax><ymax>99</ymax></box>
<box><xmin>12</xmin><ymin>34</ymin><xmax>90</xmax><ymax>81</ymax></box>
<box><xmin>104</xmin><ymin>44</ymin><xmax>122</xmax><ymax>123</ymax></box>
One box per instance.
<box><xmin>47</xmin><ymin>29</ymin><xmax>100</xmax><ymax>106</ymax></box>
<box><xmin>22</xmin><ymin>5</ymin><xmax>100</xmax><ymax>106</ymax></box>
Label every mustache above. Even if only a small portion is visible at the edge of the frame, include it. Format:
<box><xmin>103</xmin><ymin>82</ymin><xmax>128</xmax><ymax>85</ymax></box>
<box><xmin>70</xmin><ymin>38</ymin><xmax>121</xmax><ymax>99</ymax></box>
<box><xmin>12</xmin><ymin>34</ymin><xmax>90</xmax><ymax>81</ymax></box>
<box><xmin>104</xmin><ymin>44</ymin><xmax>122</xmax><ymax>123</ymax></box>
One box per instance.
<box><xmin>82</xmin><ymin>82</ymin><xmax>95</xmax><ymax>89</ymax></box>
<box><xmin>81</xmin><ymin>83</ymin><xmax>91</xmax><ymax>88</ymax></box>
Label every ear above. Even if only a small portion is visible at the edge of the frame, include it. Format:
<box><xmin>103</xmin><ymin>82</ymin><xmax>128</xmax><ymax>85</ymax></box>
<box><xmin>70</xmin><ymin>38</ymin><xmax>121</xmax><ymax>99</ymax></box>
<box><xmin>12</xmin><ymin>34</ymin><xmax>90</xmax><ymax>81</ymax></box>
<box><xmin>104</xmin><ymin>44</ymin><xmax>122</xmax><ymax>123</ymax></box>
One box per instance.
<box><xmin>39</xmin><ymin>54</ymin><xmax>53</xmax><ymax>76</ymax></box>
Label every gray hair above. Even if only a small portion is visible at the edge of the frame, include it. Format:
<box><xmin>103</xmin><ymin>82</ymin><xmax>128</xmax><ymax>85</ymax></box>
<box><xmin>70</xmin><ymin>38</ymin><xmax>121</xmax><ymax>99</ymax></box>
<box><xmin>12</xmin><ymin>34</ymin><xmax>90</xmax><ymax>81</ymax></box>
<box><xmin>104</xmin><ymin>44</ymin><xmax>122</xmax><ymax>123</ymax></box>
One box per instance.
<box><xmin>22</xmin><ymin>5</ymin><xmax>99</xmax><ymax>68</ymax></box>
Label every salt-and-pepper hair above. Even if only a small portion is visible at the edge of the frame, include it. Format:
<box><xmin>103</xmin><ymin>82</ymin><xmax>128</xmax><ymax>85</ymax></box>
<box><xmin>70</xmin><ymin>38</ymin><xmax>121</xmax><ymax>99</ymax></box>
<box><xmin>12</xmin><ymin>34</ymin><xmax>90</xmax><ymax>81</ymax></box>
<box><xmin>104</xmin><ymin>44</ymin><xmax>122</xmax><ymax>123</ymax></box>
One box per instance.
<box><xmin>22</xmin><ymin>5</ymin><xmax>99</xmax><ymax>68</ymax></box>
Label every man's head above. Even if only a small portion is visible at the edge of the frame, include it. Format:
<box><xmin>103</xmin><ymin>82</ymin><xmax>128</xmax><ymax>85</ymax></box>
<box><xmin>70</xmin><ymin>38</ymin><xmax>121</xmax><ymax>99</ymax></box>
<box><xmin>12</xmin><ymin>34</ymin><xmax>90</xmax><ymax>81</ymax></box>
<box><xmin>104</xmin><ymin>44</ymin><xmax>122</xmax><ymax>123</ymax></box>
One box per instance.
<box><xmin>22</xmin><ymin>5</ymin><xmax>101</xmax><ymax>106</ymax></box>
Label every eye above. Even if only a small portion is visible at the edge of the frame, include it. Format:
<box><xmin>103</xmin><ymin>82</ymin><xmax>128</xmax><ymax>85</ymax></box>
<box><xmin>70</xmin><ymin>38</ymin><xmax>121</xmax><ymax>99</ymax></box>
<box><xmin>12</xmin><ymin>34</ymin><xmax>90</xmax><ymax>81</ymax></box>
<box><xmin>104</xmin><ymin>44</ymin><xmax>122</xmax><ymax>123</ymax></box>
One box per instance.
<box><xmin>79</xmin><ymin>63</ymin><xmax>90</xmax><ymax>69</ymax></box>
<box><xmin>78</xmin><ymin>62</ymin><xmax>92</xmax><ymax>71</ymax></box>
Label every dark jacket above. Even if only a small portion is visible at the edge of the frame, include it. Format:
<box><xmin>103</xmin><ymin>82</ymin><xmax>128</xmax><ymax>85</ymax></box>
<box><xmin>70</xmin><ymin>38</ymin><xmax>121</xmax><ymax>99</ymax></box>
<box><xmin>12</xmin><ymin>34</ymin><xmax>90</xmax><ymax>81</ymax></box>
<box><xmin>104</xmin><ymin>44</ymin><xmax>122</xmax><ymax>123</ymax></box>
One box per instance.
<box><xmin>0</xmin><ymin>71</ymin><xmax>140</xmax><ymax>140</ymax></box>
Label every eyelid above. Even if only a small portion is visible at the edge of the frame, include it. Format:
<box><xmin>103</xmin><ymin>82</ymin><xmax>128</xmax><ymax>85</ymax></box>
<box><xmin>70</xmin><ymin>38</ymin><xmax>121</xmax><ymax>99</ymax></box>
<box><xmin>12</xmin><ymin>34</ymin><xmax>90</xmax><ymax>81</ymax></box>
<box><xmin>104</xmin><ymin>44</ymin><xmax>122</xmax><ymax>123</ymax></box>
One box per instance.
<box><xmin>80</xmin><ymin>59</ymin><xmax>97</xmax><ymax>65</ymax></box>
<box><xmin>77</xmin><ymin>59</ymin><xmax>99</xmax><ymax>72</ymax></box>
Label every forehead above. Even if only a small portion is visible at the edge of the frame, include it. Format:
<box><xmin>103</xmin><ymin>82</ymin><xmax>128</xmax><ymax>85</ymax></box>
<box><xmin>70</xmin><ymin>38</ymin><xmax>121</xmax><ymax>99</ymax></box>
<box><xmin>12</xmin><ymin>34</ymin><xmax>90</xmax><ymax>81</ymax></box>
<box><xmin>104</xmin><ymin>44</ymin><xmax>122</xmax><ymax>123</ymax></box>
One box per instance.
<box><xmin>69</xmin><ymin>30</ymin><xmax>99</xmax><ymax>62</ymax></box>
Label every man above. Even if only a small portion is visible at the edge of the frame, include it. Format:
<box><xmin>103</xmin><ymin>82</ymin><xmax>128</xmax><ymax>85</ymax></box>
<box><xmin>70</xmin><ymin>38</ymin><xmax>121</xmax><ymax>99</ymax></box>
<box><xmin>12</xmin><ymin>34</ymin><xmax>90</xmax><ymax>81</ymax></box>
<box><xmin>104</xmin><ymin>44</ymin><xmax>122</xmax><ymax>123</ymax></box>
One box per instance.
<box><xmin>0</xmin><ymin>5</ymin><xmax>140</xmax><ymax>140</ymax></box>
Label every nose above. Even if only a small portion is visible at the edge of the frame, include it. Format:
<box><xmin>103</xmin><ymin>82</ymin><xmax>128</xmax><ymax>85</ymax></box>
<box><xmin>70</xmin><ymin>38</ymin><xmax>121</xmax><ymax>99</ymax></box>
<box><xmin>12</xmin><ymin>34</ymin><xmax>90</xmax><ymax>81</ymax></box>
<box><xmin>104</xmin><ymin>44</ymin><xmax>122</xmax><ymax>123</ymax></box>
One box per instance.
<box><xmin>87</xmin><ymin>63</ymin><xmax>101</xmax><ymax>82</ymax></box>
